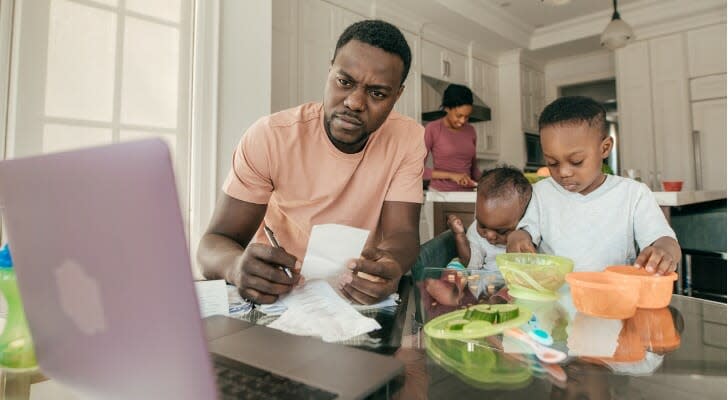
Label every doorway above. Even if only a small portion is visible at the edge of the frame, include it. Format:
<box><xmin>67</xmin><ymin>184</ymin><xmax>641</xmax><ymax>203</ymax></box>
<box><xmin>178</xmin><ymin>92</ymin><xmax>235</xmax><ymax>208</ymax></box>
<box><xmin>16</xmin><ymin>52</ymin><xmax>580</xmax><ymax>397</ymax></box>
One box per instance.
<box><xmin>559</xmin><ymin>79</ymin><xmax>619</xmax><ymax>178</ymax></box>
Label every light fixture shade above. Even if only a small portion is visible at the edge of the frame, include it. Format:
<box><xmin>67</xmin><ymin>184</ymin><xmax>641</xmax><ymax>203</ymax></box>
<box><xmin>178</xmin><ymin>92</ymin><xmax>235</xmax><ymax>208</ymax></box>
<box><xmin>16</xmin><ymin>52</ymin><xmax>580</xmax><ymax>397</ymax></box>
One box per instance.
<box><xmin>541</xmin><ymin>0</ymin><xmax>571</xmax><ymax>5</ymax></box>
<box><xmin>601</xmin><ymin>17</ymin><xmax>634</xmax><ymax>50</ymax></box>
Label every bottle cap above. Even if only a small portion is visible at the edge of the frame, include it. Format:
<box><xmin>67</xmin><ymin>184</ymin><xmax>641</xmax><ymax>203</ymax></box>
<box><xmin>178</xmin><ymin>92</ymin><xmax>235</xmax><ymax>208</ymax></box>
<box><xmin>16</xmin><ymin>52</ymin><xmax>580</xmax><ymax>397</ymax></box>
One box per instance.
<box><xmin>0</xmin><ymin>244</ymin><xmax>12</xmax><ymax>268</ymax></box>
<box><xmin>446</xmin><ymin>259</ymin><xmax>465</xmax><ymax>270</ymax></box>
<box><xmin>529</xmin><ymin>328</ymin><xmax>554</xmax><ymax>346</ymax></box>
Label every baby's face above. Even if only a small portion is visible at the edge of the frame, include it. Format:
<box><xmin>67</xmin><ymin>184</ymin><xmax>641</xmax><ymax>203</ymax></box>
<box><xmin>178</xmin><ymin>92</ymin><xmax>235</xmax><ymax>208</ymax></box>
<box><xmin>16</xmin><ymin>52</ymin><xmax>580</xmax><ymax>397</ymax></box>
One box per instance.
<box><xmin>475</xmin><ymin>194</ymin><xmax>525</xmax><ymax>246</ymax></box>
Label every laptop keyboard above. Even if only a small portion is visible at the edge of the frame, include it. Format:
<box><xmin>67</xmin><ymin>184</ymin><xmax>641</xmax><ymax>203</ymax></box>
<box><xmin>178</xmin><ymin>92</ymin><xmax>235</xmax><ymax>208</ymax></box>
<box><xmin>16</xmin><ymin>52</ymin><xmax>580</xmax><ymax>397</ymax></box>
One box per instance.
<box><xmin>212</xmin><ymin>353</ymin><xmax>338</xmax><ymax>400</ymax></box>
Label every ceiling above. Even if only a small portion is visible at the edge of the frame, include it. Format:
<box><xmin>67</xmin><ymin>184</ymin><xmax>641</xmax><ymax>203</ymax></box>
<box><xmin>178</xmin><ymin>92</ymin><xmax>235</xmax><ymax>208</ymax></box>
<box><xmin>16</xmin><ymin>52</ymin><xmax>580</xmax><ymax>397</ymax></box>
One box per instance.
<box><xmin>385</xmin><ymin>0</ymin><xmax>724</xmax><ymax>63</ymax></box>
<box><xmin>485</xmin><ymin>0</ymin><xmax>642</xmax><ymax>29</ymax></box>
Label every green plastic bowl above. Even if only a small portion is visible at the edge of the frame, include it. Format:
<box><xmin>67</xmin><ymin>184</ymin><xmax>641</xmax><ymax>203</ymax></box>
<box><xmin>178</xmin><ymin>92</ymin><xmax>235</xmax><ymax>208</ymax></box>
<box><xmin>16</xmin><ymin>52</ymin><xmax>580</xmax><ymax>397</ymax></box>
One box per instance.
<box><xmin>496</xmin><ymin>253</ymin><xmax>574</xmax><ymax>301</ymax></box>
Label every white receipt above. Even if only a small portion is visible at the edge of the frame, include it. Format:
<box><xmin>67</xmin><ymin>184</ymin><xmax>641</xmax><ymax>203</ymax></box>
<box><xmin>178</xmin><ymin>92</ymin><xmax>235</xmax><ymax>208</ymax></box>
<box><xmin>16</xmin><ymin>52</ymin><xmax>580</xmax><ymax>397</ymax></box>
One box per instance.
<box><xmin>300</xmin><ymin>224</ymin><xmax>370</xmax><ymax>281</ymax></box>
<box><xmin>267</xmin><ymin>280</ymin><xmax>381</xmax><ymax>342</ymax></box>
<box><xmin>194</xmin><ymin>279</ymin><xmax>229</xmax><ymax>318</ymax></box>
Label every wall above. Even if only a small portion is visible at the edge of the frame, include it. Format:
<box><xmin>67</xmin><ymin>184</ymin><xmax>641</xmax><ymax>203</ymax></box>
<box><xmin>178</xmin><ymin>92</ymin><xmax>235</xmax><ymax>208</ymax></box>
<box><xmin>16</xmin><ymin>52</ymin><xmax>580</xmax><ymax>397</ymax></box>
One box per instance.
<box><xmin>496</xmin><ymin>54</ymin><xmax>525</xmax><ymax>169</ymax></box>
<box><xmin>544</xmin><ymin>51</ymin><xmax>615</xmax><ymax>103</ymax></box>
<box><xmin>217</xmin><ymin>0</ymin><xmax>273</xmax><ymax>188</ymax></box>
<box><xmin>560</xmin><ymin>79</ymin><xmax>617</xmax><ymax>103</ymax></box>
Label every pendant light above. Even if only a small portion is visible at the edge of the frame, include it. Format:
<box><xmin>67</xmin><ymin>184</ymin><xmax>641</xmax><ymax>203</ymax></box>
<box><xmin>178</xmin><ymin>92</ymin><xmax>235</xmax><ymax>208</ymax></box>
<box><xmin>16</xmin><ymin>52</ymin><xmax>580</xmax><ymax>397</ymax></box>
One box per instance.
<box><xmin>541</xmin><ymin>0</ymin><xmax>571</xmax><ymax>5</ymax></box>
<box><xmin>600</xmin><ymin>0</ymin><xmax>634</xmax><ymax>50</ymax></box>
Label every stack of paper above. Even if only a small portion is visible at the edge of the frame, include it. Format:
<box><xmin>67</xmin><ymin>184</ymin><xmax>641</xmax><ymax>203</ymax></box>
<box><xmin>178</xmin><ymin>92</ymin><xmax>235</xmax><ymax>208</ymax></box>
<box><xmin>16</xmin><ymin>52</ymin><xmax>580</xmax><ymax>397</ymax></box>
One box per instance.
<box><xmin>262</xmin><ymin>223</ymin><xmax>399</xmax><ymax>311</ymax></box>
<box><xmin>267</xmin><ymin>280</ymin><xmax>381</xmax><ymax>342</ymax></box>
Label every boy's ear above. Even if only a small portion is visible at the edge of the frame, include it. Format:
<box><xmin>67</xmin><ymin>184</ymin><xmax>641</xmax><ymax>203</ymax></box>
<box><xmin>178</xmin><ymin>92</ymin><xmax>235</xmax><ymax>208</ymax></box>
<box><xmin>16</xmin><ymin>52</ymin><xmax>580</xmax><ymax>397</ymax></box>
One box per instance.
<box><xmin>600</xmin><ymin>136</ymin><xmax>614</xmax><ymax>158</ymax></box>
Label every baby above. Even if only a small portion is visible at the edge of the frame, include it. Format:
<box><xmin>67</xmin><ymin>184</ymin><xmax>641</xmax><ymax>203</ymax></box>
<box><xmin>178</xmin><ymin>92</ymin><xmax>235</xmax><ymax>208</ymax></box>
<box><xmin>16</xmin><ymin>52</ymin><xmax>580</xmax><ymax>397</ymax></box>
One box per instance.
<box><xmin>508</xmin><ymin>96</ymin><xmax>681</xmax><ymax>274</ymax></box>
<box><xmin>447</xmin><ymin>166</ymin><xmax>533</xmax><ymax>288</ymax></box>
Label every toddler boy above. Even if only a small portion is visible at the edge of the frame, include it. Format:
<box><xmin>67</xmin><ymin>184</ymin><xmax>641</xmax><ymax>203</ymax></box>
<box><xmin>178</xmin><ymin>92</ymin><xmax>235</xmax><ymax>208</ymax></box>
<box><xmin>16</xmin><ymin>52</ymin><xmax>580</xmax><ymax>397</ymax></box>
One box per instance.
<box><xmin>507</xmin><ymin>96</ymin><xmax>680</xmax><ymax>274</ymax></box>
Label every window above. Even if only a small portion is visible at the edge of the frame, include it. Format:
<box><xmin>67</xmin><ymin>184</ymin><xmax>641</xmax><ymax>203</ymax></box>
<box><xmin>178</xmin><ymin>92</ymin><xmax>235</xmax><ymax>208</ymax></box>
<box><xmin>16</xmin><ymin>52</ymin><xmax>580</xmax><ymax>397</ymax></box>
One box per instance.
<box><xmin>3</xmin><ymin>0</ymin><xmax>193</xmax><ymax>232</ymax></box>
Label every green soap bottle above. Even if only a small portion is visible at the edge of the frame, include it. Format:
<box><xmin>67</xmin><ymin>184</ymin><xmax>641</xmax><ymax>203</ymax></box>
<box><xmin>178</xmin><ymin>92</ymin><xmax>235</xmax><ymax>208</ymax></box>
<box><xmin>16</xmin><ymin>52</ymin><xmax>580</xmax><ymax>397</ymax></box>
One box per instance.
<box><xmin>0</xmin><ymin>244</ymin><xmax>37</xmax><ymax>371</ymax></box>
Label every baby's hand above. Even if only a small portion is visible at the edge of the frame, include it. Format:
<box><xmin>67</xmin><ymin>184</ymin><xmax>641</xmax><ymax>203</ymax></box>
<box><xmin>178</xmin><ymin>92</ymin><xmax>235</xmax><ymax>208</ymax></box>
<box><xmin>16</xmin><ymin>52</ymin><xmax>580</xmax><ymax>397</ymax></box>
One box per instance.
<box><xmin>635</xmin><ymin>245</ymin><xmax>677</xmax><ymax>275</ymax></box>
<box><xmin>506</xmin><ymin>230</ymin><xmax>536</xmax><ymax>253</ymax></box>
<box><xmin>446</xmin><ymin>214</ymin><xmax>465</xmax><ymax>234</ymax></box>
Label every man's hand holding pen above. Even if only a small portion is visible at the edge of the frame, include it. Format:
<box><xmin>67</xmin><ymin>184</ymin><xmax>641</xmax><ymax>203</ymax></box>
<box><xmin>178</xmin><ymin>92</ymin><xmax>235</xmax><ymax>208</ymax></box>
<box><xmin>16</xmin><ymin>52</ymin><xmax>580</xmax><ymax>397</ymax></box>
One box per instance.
<box><xmin>228</xmin><ymin>243</ymin><xmax>302</xmax><ymax>304</ymax></box>
<box><xmin>338</xmin><ymin>247</ymin><xmax>402</xmax><ymax>305</ymax></box>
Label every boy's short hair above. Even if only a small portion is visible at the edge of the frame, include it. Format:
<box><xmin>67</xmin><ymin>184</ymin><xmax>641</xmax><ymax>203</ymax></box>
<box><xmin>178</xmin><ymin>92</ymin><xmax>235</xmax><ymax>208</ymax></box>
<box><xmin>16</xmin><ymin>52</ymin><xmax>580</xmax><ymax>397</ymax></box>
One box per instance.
<box><xmin>333</xmin><ymin>20</ymin><xmax>412</xmax><ymax>86</ymax></box>
<box><xmin>538</xmin><ymin>96</ymin><xmax>609</xmax><ymax>139</ymax></box>
<box><xmin>477</xmin><ymin>165</ymin><xmax>532</xmax><ymax>206</ymax></box>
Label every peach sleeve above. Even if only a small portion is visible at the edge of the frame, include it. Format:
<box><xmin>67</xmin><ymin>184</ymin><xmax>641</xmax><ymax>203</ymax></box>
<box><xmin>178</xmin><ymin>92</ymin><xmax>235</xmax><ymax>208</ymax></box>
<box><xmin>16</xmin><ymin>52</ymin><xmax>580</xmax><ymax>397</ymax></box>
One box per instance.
<box><xmin>222</xmin><ymin>117</ymin><xmax>274</xmax><ymax>204</ymax></box>
<box><xmin>384</xmin><ymin>125</ymin><xmax>426</xmax><ymax>204</ymax></box>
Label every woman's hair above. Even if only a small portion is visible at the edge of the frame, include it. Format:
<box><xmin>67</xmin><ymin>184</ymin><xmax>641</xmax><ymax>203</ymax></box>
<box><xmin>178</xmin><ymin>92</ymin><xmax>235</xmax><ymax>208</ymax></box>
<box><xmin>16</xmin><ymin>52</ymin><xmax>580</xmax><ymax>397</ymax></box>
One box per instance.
<box><xmin>441</xmin><ymin>84</ymin><xmax>473</xmax><ymax>109</ymax></box>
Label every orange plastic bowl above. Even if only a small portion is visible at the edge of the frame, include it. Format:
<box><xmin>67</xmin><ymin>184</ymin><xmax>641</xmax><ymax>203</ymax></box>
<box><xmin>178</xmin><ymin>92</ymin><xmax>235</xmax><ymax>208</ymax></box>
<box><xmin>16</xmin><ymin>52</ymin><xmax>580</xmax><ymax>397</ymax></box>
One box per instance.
<box><xmin>631</xmin><ymin>308</ymin><xmax>681</xmax><ymax>353</ymax></box>
<box><xmin>566</xmin><ymin>272</ymin><xmax>640</xmax><ymax>319</ymax></box>
<box><xmin>582</xmin><ymin>318</ymin><xmax>646</xmax><ymax>364</ymax></box>
<box><xmin>605</xmin><ymin>266</ymin><xmax>677</xmax><ymax>309</ymax></box>
<box><xmin>662</xmin><ymin>181</ymin><xmax>683</xmax><ymax>191</ymax></box>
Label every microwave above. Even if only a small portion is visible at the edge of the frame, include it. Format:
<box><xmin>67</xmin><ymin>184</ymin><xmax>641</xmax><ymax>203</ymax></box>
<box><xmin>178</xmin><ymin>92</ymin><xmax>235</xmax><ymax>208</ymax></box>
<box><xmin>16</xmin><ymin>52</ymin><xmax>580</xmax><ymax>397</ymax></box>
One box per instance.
<box><xmin>525</xmin><ymin>133</ymin><xmax>545</xmax><ymax>171</ymax></box>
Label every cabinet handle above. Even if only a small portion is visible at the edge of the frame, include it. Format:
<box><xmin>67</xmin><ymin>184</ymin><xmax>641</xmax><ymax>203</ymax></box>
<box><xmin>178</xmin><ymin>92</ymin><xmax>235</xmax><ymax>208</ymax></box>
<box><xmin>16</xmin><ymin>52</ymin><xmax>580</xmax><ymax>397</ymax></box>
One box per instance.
<box><xmin>692</xmin><ymin>130</ymin><xmax>703</xmax><ymax>190</ymax></box>
<box><xmin>443</xmin><ymin>60</ymin><xmax>450</xmax><ymax>77</ymax></box>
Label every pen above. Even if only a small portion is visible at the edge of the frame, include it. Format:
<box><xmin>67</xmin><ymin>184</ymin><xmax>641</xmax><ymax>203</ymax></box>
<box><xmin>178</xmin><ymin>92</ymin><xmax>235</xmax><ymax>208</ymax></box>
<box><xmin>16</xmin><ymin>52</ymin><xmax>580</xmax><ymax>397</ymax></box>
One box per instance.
<box><xmin>263</xmin><ymin>225</ymin><xmax>293</xmax><ymax>278</ymax></box>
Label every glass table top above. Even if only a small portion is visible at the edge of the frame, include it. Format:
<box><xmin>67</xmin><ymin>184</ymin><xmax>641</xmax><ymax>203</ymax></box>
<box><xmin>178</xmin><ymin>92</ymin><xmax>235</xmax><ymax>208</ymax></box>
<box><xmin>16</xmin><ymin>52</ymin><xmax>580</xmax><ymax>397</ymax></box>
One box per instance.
<box><xmin>391</xmin><ymin>270</ymin><xmax>727</xmax><ymax>400</ymax></box>
<box><xmin>0</xmin><ymin>274</ymin><xmax>725</xmax><ymax>399</ymax></box>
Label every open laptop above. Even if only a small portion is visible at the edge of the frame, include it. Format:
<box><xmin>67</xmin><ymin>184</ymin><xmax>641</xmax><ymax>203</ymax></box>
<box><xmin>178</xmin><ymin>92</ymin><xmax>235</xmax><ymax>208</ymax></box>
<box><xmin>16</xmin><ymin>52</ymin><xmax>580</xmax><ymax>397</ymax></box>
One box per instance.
<box><xmin>0</xmin><ymin>139</ymin><xmax>403</xmax><ymax>400</ymax></box>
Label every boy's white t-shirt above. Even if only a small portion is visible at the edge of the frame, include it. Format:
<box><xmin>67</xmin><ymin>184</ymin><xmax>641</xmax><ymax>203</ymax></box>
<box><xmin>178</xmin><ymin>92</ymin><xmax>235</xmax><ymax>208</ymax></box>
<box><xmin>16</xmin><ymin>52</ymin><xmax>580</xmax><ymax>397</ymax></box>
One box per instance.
<box><xmin>465</xmin><ymin>220</ymin><xmax>506</xmax><ymax>281</ymax></box>
<box><xmin>518</xmin><ymin>175</ymin><xmax>676</xmax><ymax>272</ymax></box>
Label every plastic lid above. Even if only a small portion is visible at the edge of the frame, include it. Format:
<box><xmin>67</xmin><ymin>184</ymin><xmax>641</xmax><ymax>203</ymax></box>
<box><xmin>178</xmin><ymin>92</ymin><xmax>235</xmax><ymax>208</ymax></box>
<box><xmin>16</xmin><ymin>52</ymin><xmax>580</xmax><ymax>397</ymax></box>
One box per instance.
<box><xmin>0</xmin><ymin>244</ymin><xmax>13</xmax><ymax>268</ymax></box>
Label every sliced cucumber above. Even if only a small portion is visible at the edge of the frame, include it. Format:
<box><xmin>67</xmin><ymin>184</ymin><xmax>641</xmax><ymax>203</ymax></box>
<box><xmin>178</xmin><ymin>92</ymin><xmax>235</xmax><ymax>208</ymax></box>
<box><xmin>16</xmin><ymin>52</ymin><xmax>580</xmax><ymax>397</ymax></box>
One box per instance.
<box><xmin>464</xmin><ymin>305</ymin><xmax>496</xmax><ymax>322</ymax></box>
<box><xmin>494</xmin><ymin>304</ymin><xmax>519</xmax><ymax>323</ymax></box>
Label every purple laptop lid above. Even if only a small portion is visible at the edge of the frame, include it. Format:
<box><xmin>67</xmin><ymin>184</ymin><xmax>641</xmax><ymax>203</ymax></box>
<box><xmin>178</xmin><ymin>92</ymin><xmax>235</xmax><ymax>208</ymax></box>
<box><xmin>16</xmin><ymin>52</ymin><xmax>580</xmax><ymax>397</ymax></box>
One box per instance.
<box><xmin>0</xmin><ymin>139</ymin><xmax>218</xmax><ymax>399</ymax></box>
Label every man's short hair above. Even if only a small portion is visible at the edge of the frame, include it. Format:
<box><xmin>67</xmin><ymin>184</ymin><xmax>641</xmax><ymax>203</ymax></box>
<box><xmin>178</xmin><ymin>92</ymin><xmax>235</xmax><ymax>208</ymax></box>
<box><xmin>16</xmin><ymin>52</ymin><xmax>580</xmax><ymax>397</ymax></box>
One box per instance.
<box><xmin>333</xmin><ymin>20</ymin><xmax>412</xmax><ymax>86</ymax></box>
<box><xmin>538</xmin><ymin>96</ymin><xmax>609</xmax><ymax>139</ymax></box>
<box><xmin>477</xmin><ymin>165</ymin><xmax>532</xmax><ymax>205</ymax></box>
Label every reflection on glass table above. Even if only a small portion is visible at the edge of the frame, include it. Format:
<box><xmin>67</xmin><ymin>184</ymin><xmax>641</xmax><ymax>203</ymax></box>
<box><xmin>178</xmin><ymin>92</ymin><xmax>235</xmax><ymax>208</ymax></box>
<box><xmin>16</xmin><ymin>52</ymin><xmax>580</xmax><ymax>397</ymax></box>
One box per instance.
<box><xmin>403</xmin><ymin>266</ymin><xmax>726</xmax><ymax>400</ymax></box>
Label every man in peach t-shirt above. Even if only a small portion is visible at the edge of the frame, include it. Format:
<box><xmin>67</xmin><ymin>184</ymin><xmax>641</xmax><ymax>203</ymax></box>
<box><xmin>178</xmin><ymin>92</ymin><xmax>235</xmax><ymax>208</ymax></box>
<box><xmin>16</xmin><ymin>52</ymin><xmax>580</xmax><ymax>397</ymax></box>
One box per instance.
<box><xmin>197</xmin><ymin>20</ymin><xmax>426</xmax><ymax>305</ymax></box>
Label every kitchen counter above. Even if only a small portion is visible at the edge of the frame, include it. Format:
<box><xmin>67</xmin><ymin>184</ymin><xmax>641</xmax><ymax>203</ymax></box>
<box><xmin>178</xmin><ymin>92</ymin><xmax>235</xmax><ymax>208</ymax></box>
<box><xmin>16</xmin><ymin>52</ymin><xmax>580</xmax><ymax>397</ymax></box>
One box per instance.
<box><xmin>652</xmin><ymin>190</ymin><xmax>726</xmax><ymax>206</ymax></box>
<box><xmin>422</xmin><ymin>189</ymin><xmax>727</xmax><ymax>241</ymax></box>
<box><xmin>425</xmin><ymin>189</ymin><xmax>726</xmax><ymax>207</ymax></box>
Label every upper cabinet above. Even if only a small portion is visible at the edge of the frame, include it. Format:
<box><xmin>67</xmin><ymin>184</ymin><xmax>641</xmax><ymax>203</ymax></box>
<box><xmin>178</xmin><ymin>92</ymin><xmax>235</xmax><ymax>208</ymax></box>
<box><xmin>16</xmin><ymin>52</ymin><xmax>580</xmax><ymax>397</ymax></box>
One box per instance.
<box><xmin>421</xmin><ymin>40</ymin><xmax>467</xmax><ymax>85</ymax></box>
<box><xmin>470</xmin><ymin>58</ymin><xmax>499</xmax><ymax>157</ymax></box>
<box><xmin>618</xmin><ymin>23</ymin><xmax>727</xmax><ymax>191</ymax></box>
<box><xmin>687</xmin><ymin>24</ymin><xmax>727</xmax><ymax>78</ymax></box>
<box><xmin>393</xmin><ymin>29</ymin><xmax>419</xmax><ymax>121</ymax></box>
<box><xmin>521</xmin><ymin>65</ymin><xmax>544</xmax><ymax>134</ymax></box>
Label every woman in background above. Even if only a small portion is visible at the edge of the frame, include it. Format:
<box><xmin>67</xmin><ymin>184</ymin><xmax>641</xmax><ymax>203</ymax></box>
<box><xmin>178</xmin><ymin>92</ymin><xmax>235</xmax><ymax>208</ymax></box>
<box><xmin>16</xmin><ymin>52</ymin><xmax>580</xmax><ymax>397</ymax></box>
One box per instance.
<box><xmin>424</xmin><ymin>84</ymin><xmax>480</xmax><ymax>191</ymax></box>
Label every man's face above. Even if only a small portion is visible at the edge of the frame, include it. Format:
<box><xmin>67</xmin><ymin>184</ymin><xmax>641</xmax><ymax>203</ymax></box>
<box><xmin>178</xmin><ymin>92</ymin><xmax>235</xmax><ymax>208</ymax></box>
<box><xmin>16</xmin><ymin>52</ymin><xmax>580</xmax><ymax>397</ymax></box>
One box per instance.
<box><xmin>475</xmin><ymin>193</ymin><xmax>525</xmax><ymax>246</ymax></box>
<box><xmin>541</xmin><ymin>122</ymin><xmax>612</xmax><ymax>196</ymax></box>
<box><xmin>323</xmin><ymin>40</ymin><xmax>404</xmax><ymax>153</ymax></box>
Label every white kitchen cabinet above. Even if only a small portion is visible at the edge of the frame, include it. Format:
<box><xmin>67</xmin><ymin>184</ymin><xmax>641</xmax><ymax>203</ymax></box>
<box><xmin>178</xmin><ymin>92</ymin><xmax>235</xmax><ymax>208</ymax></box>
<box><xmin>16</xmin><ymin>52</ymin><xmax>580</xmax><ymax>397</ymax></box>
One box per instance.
<box><xmin>692</xmin><ymin>98</ymin><xmax>727</xmax><ymax>190</ymax></box>
<box><xmin>649</xmin><ymin>34</ymin><xmax>694</xmax><ymax>189</ymax></box>
<box><xmin>272</xmin><ymin>0</ymin><xmax>299</xmax><ymax>112</ymax></box>
<box><xmin>520</xmin><ymin>65</ymin><xmax>544</xmax><ymax>134</ymax></box>
<box><xmin>617</xmin><ymin>34</ymin><xmax>696</xmax><ymax>190</ymax></box>
<box><xmin>690</xmin><ymin>74</ymin><xmax>726</xmax><ymax>101</ymax></box>
<box><xmin>298</xmin><ymin>0</ymin><xmax>336</xmax><ymax>104</ymax></box>
<box><xmin>421</xmin><ymin>40</ymin><xmax>466</xmax><ymax>84</ymax></box>
<box><xmin>616</xmin><ymin>41</ymin><xmax>657</xmax><ymax>185</ymax></box>
<box><xmin>393</xmin><ymin>29</ymin><xmax>419</xmax><ymax>121</ymax></box>
<box><xmin>470</xmin><ymin>58</ymin><xmax>499</xmax><ymax>157</ymax></box>
<box><xmin>446</xmin><ymin>51</ymin><xmax>467</xmax><ymax>85</ymax></box>
<box><xmin>687</xmin><ymin>23</ymin><xmax>727</xmax><ymax>78</ymax></box>
<box><xmin>278</xmin><ymin>0</ymin><xmax>369</xmax><ymax>106</ymax></box>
